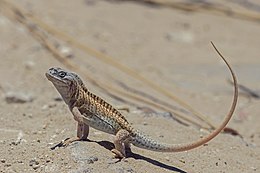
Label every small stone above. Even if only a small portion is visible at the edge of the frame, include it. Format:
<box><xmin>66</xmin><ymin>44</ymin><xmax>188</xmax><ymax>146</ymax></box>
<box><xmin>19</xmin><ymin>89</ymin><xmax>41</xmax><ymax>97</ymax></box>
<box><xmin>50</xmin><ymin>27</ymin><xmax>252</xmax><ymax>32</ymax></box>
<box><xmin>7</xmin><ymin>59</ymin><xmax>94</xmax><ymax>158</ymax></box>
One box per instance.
<box><xmin>161</xmin><ymin>112</ymin><xmax>173</xmax><ymax>119</ymax></box>
<box><xmin>5</xmin><ymin>91</ymin><xmax>34</xmax><ymax>103</ymax></box>
<box><xmin>38</xmin><ymin>131</ymin><xmax>44</xmax><ymax>135</ymax></box>
<box><xmin>86</xmin><ymin>156</ymin><xmax>98</xmax><ymax>164</ymax></box>
<box><xmin>42</xmin><ymin>103</ymin><xmax>57</xmax><ymax>110</ymax></box>
<box><xmin>1</xmin><ymin>159</ymin><xmax>6</xmax><ymax>163</ymax></box>
<box><xmin>165</xmin><ymin>156</ymin><xmax>170</xmax><ymax>161</ymax></box>
<box><xmin>4</xmin><ymin>163</ymin><xmax>12</xmax><ymax>167</ymax></box>
<box><xmin>55</xmin><ymin>129</ymin><xmax>60</xmax><ymax>134</ymax></box>
<box><xmin>115</xmin><ymin>167</ymin><xmax>134</xmax><ymax>173</ymax></box>
<box><xmin>29</xmin><ymin>158</ymin><xmax>39</xmax><ymax>167</ymax></box>
<box><xmin>58</xmin><ymin>45</ymin><xmax>74</xmax><ymax>58</ymax></box>
<box><xmin>51</xmin><ymin>134</ymin><xmax>57</xmax><ymax>139</ymax></box>
<box><xmin>47</xmin><ymin>142</ymin><xmax>54</xmax><ymax>146</ymax></box>
<box><xmin>41</xmin><ymin>105</ymin><xmax>49</xmax><ymax>110</ymax></box>
<box><xmin>53</xmin><ymin>97</ymin><xmax>63</xmax><ymax>101</ymax></box>
<box><xmin>179</xmin><ymin>159</ymin><xmax>185</xmax><ymax>164</ymax></box>
<box><xmin>24</xmin><ymin>61</ymin><xmax>35</xmax><ymax>70</ymax></box>
<box><xmin>32</xmin><ymin>164</ymin><xmax>40</xmax><ymax>170</ymax></box>
<box><xmin>4</xmin><ymin>163</ymin><xmax>11</xmax><ymax>167</ymax></box>
<box><xmin>42</xmin><ymin>124</ymin><xmax>47</xmax><ymax>130</ymax></box>
<box><xmin>165</xmin><ymin>31</ymin><xmax>194</xmax><ymax>43</ymax></box>
<box><xmin>28</xmin><ymin>114</ymin><xmax>33</xmax><ymax>118</ymax></box>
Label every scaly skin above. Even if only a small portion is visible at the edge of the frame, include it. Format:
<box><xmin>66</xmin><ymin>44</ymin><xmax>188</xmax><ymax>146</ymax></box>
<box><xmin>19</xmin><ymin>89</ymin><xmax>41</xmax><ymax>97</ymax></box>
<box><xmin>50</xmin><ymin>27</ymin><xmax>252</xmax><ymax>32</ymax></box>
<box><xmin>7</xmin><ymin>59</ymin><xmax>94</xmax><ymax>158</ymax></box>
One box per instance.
<box><xmin>45</xmin><ymin>43</ymin><xmax>238</xmax><ymax>158</ymax></box>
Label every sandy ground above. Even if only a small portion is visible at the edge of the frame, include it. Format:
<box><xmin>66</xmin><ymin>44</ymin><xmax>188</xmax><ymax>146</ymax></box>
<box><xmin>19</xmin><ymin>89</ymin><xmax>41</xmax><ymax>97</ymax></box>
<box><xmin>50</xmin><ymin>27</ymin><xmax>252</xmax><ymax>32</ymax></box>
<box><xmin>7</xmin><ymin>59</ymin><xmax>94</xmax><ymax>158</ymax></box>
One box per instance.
<box><xmin>0</xmin><ymin>0</ymin><xmax>260</xmax><ymax>172</ymax></box>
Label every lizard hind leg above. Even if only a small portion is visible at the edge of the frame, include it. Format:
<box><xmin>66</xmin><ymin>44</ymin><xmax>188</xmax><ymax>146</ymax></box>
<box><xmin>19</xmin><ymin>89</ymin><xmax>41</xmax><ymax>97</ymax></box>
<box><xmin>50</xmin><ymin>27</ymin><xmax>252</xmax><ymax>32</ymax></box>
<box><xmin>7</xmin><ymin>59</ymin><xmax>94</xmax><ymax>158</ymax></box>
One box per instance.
<box><xmin>77</xmin><ymin>122</ymin><xmax>89</xmax><ymax>140</ymax></box>
<box><xmin>111</xmin><ymin>129</ymin><xmax>131</xmax><ymax>158</ymax></box>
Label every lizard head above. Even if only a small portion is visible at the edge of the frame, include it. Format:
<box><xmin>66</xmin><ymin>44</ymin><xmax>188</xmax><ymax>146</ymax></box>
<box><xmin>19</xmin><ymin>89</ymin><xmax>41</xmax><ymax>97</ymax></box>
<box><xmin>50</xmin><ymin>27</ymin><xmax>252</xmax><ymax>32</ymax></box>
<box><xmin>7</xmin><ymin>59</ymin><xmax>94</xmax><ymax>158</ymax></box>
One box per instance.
<box><xmin>46</xmin><ymin>67</ymin><xmax>87</xmax><ymax>105</ymax></box>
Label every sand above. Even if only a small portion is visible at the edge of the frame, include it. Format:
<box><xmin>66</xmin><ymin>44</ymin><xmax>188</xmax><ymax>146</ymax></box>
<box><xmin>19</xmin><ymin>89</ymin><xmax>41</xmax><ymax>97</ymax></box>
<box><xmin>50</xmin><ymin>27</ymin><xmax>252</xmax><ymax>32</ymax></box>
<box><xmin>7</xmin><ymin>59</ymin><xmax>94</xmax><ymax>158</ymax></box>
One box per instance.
<box><xmin>0</xmin><ymin>0</ymin><xmax>259</xmax><ymax>172</ymax></box>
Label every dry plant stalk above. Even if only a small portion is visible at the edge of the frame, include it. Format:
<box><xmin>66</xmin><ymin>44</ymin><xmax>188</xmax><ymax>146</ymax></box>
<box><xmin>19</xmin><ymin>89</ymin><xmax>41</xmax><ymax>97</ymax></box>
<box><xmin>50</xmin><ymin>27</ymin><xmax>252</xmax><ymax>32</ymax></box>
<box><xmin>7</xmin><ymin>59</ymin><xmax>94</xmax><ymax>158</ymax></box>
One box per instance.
<box><xmin>0</xmin><ymin>0</ymin><xmax>223</xmax><ymax>130</ymax></box>
<box><xmin>117</xmin><ymin>0</ymin><xmax>260</xmax><ymax>22</ymax></box>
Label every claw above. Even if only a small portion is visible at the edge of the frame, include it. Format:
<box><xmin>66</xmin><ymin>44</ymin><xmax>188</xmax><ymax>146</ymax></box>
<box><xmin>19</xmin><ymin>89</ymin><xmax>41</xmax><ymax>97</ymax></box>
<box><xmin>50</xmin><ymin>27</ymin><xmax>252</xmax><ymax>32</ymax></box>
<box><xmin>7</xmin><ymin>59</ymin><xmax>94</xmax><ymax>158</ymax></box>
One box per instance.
<box><xmin>111</xmin><ymin>149</ymin><xmax>126</xmax><ymax>159</ymax></box>
<box><xmin>51</xmin><ymin>137</ymin><xmax>80</xmax><ymax>150</ymax></box>
<box><xmin>51</xmin><ymin>138</ymin><xmax>70</xmax><ymax>150</ymax></box>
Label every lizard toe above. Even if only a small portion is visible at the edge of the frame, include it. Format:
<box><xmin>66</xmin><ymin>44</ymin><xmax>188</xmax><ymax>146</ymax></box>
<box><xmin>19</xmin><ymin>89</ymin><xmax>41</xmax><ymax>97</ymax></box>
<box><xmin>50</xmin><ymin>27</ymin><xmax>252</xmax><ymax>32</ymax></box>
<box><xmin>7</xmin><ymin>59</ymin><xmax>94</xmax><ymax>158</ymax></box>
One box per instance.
<box><xmin>111</xmin><ymin>149</ymin><xmax>126</xmax><ymax>159</ymax></box>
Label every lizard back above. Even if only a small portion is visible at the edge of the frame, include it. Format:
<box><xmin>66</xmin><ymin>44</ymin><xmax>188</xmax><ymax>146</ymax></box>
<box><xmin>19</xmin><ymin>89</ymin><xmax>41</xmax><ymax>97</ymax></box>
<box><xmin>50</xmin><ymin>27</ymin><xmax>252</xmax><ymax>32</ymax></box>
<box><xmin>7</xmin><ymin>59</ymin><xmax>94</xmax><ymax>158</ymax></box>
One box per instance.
<box><xmin>75</xmin><ymin>90</ymin><xmax>133</xmax><ymax>135</ymax></box>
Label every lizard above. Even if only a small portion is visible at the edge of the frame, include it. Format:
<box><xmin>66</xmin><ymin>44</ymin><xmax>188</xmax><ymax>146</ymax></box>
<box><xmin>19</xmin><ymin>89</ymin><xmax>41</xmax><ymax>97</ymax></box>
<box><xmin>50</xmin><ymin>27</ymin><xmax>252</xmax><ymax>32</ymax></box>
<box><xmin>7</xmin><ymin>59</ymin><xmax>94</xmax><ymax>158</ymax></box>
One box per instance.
<box><xmin>45</xmin><ymin>43</ymin><xmax>238</xmax><ymax>158</ymax></box>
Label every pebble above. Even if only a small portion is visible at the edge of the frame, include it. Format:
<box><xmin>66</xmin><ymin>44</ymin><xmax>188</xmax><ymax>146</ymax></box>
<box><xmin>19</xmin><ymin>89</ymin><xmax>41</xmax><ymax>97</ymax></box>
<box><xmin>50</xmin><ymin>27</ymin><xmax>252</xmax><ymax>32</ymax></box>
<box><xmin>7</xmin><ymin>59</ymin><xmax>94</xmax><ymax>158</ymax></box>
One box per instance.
<box><xmin>47</xmin><ymin>142</ymin><xmax>54</xmax><ymax>146</ymax></box>
<box><xmin>165</xmin><ymin>156</ymin><xmax>170</xmax><ymax>161</ymax></box>
<box><xmin>179</xmin><ymin>159</ymin><xmax>186</xmax><ymax>164</ymax></box>
<box><xmin>5</xmin><ymin>91</ymin><xmax>34</xmax><ymax>103</ymax></box>
<box><xmin>1</xmin><ymin>159</ymin><xmax>6</xmax><ymax>163</ymax></box>
<box><xmin>29</xmin><ymin>158</ymin><xmax>40</xmax><ymax>168</ymax></box>
<box><xmin>41</xmin><ymin>103</ymin><xmax>57</xmax><ymax>110</ymax></box>
<box><xmin>165</xmin><ymin>31</ymin><xmax>194</xmax><ymax>43</ymax></box>
<box><xmin>28</xmin><ymin>113</ymin><xmax>33</xmax><ymax>118</ymax></box>
<box><xmin>42</xmin><ymin>124</ymin><xmax>48</xmax><ymax>130</ymax></box>
<box><xmin>142</xmin><ymin>122</ymin><xmax>148</xmax><ymax>126</ymax></box>
<box><xmin>58</xmin><ymin>45</ymin><xmax>74</xmax><ymax>58</ymax></box>
<box><xmin>161</xmin><ymin>112</ymin><xmax>173</xmax><ymax>119</ymax></box>
<box><xmin>86</xmin><ymin>156</ymin><xmax>98</xmax><ymax>164</ymax></box>
<box><xmin>24</xmin><ymin>61</ymin><xmax>35</xmax><ymax>70</ymax></box>
<box><xmin>115</xmin><ymin>167</ymin><xmax>134</xmax><ymax>173</ymax></box>
<box><xmin>32</xmin><ymin>164</ymin><xmax>40</xmax><ymax>170</ymax></box>
<box><xmin>4</xmin><ymin>163</ymin><xmax>11</xmax><ymax>167</ymax></box>
<box><xmin>53</xmin><ymin>97</ymin><xmax>63</xmax><ymax>101</ymax></box>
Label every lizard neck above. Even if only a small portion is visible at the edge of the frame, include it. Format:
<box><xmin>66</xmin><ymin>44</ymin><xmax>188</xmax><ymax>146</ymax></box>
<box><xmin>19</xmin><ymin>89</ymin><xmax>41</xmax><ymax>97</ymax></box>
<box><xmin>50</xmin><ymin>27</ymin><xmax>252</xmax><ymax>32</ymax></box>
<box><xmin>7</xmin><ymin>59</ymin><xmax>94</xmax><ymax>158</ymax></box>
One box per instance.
<box><xmin>70</xmin><ymin>87</ymin><xmax>86</xmax><ymax>108</ymax></box>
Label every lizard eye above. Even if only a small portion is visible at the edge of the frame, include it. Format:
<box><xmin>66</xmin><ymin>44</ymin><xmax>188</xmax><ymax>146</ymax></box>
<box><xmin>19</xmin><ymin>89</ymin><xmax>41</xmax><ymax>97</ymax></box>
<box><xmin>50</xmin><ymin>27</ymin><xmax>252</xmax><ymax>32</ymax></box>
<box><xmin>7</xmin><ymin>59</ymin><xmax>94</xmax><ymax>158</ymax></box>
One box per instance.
<box><xmin>58</xmin><ymin>71</ymin><xmax>66</xmax><ymax>78</ymax></box>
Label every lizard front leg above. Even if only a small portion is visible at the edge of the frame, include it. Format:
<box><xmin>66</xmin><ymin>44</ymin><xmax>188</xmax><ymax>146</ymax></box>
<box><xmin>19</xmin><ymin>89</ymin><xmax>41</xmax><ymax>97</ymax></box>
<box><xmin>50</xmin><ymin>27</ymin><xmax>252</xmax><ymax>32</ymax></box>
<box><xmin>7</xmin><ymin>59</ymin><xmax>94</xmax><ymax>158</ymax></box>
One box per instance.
<box><xmin>60</xmin><ymin>122</ymin><xmax>89</xmax><ymax>147</ymax></box>
<box><xmin>111</xmin><ymin>129</ymin><xmax>131</xmax><ymax>158</ymax></box>
<box><xmin>72</xmin><ymin>106</ymin><xmax>89</xmax><ymax>140</ymax></box>
<box><xmin>52</xmin><ymin>107</ymin><xmax>89</xmax><ymax>149</ymax></box>
<box><xmin>62</xmin><ymin>107</ymin><xmax>89</xmax><ymax>146</ymax></box>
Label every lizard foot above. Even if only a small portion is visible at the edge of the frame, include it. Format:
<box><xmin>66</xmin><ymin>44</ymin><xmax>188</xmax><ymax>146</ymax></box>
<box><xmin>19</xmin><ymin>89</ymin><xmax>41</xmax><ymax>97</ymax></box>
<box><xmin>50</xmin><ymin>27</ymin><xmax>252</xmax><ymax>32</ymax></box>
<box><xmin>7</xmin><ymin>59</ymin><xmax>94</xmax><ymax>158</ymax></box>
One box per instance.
<box><xmin>111</xmin><ymin>148</ymin><xmax>126</xmax><ymax>159</ymax></box>
<box><xmin>51</xmin><ymin>137</ymin><xmax>81</xmax><ymax>150</ymax></box>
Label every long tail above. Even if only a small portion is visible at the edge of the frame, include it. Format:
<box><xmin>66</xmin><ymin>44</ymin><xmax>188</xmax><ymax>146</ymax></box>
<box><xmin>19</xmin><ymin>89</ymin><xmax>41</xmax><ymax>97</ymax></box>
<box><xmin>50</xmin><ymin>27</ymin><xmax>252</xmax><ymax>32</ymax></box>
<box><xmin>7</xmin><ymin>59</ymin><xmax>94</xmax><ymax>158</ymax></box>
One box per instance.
<box><xmin>131</xmin><ymin>42</ymin><xmax>238</xmax><ymax>152</ymax></box>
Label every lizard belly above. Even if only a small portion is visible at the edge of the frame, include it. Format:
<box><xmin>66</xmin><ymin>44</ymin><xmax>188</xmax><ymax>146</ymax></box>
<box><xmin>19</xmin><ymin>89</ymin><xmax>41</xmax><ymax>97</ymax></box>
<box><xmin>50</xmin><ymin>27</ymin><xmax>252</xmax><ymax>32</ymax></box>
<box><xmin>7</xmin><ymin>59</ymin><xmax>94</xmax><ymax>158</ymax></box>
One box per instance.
<box><xmin>82</xmin><ymin>114</ymin><xmax>117</xmax><ymax>135</ymax></box>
